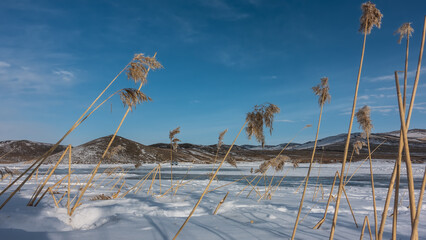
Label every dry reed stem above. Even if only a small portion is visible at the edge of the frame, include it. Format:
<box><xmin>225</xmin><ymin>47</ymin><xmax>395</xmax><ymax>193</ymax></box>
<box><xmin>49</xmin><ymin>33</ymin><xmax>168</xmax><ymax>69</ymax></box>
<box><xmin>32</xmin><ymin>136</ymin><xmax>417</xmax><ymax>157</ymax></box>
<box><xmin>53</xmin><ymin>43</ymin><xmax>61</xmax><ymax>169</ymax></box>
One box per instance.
<box><xmin>169</xmin><ymin>126</ymin><xmax>180</xmax><ymax>188</ymax></box>
<box><xmin>360</xmin><ymin>216</ymin><xmax>373</xmax><ymax>240</ymax></box>
<box><xmin>148</xmin><ymin>165</ymin><xmax>160</xmax><ymax>195</ymax></box>
<box><xmin>411</xmin><ymin>167</ymin><xmax>426</xmax><ymax>240</ymax></box>
<box><xmin>35</xmin><ymin>173</ymin><xmax>71</xmax><ymax>207</ymax></box>
<box><xmin>344</xmin><ymin>140</ymin><xmax>386</xmax><ymax>185</ymax></box>
<box><xmin>0</xmin><ymin>59</ymin><xmax>132</xmax><ymax>209</ymax></box>
<box><xmin>70</xmin><ymin>160</ymin><xmax>102</xmax><ymax>216</ymax></box>
<box><xmin>173</xmin><ymin>120</ymin><xmax>247</xmax><ymax>240</ymax></box>
<box><xmin>208</xmin><ymin>177</ymin><xmax>244</xmax><ymax>193</ymax></box>
<box><xmin>342</xmin><ymin>184</ymin><xmax>358</xmax><ymax>228</ymax></box>
<box><xmin>395</xmin><ymin>72</ymin><xmax>417</xmax><ymax>225</ymax></box>
<box><xmin>237</xmin><ymin>175</ymin><xmax>261</xmax><ymax>197</ymax></box>
<box><xmin>28</xmin><ymin>145</ymin><xmax>72</xmax><ymax>206</ymax></box>
<box><xmin>379</xmin><ymin>18</ymin><xmax>426</xmax><ymax>238</ymax></box>
<box><xmin>102</xmin><ymin>53</ymin><xmax>160</xmax><ymax>159</ymax></box>
<box><xmin>270</xmin><ymin>168</ymin><xmax>292</xmax><ymax>197</ymax></box>
<box><xmin>356</xmin><ymin>106</ymin><xmax>377</xmax><ymax>237</ymax></box>
<box><xmin>213</xmin><ymin>192</ymin><xmax>229</xmax><ymax>215</ymax></box>
<box><xmin>67</xmin><ymin>145</ymin><xmax>71</xmax><ymax>215</ymax></box>
<box><xmin>313</xmin><ymin>173</ymin><xmax>357</xmax><ymax>229</ymax></box>
<box><xmin>330</xmin><ymin>17</ymin><xmax>369</xmax><ymax>239</ymax></box>
<box><xmin>292</xmin><ymin>81</ymin><xmax>328</xmax><ymax>239</ymax></box>
<box><xmin>313</xmin><ymin>171</ymin><xmax>339</xmax><ymax>229</ymax></box>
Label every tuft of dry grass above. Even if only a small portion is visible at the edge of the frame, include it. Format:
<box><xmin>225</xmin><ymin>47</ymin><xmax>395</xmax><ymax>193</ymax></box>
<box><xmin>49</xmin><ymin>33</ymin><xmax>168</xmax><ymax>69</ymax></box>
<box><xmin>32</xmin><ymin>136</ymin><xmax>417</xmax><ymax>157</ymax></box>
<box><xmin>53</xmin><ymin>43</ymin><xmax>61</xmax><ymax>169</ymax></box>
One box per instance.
<box><xmin>312</xmin><ymin>77</ymin><xmax>331</xmax><ymax>106</ymax></box>
<box><xmin>127</xmin><ymin>53</ymin><xmax>163</xmax><ymax>84</ymax></box>
<box><xmin>217</xmin><ymin>129</ymin><xmax>228</xmax><ymax>151</ymax></box>
<box><xmin>169</xmin><ymin>127</ymin><xmax>181</xmax><ymax>187</ymax></box>
<box><xmin>353</xmin><ymin>140</ymin><xmax>366</xmax><ymax>155</ymax></box>
<box><xmin>359</xmin><ymin>1</ymin><xmax>383</xmax><ymax>35</ymax></box>
<box><xmin>356</xmin><ymin>105</ymin><xmax>373</xmax><ymax>138</ymax></box>
<box><xmin>226</xmin><ymin>156</ymin><xmax>237</xmax><ymax>168</ymax></box>
<box><xmin>395</xmin><ymin>22</ymin><xmax>414</xmax><ymax>44</ymax></box>
<box><xmin>118</xmin><ymin>88</ymin><xmax>152</xmax><ymax>112</ymax></box>
<box><xmin>246</xmin><ymin>103</ymin><xmax>280</xmax><ymax>147</ymax></box>
<box><xmin>90</xmin><ymin>194</ymin><xmax>112</xmax><ymax>201</ymax></box>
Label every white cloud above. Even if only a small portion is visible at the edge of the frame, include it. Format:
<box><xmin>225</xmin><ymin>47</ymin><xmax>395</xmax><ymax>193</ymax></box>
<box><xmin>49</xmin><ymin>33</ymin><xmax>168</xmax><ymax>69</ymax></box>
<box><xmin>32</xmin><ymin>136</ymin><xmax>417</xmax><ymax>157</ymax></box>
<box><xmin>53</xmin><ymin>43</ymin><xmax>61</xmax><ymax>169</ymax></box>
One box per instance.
<box><xmin>366</xmin><ymin>67</ymin><xmax>426</xmax><ymax>82</ymax></box>
<box><xmin>53</xmin><ymin>70</ymin><xmax>74</xmax><ymax>82</ymax></box>
<box><xmin>0</xmin><ymin>61</ymin><xmax>11</xmax><ymax>68</ymax></box>
<box><xmin>276</xmin><ymin>119</ymin><xmax>294</xmax><ymax>123</ymax></box>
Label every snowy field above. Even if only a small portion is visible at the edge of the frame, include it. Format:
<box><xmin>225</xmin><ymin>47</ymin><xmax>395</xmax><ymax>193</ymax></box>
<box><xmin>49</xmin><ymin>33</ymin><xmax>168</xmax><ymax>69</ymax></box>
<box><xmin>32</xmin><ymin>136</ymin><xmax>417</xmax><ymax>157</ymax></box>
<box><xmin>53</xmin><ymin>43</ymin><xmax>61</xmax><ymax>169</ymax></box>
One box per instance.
<box><xmin>0</xmin><ymin>160</ymin><xmax>425</xmax><ymax>240</ymax></box>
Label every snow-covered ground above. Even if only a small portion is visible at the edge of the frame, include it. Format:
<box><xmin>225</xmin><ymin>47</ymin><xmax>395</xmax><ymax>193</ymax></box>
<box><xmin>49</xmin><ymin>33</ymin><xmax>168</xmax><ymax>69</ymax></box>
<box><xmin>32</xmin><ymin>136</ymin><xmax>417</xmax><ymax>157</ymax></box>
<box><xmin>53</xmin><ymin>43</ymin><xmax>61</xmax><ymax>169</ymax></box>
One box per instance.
<box><xmin>0</xmin><ymin>160</ymin><xmax>425</xmax><ymax>239</ymax></box>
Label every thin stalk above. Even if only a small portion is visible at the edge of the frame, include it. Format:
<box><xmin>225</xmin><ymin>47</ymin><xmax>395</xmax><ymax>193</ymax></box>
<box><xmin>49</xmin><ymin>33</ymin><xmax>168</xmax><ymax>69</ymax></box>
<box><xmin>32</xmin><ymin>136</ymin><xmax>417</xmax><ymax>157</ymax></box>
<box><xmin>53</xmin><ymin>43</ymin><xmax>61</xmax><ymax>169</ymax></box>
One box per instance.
<box><xmin>411</xmin><ymin>167</ymin><xmax>426</xmax><ymax>240</ymax></box>
<box><xmin>330</xmin><ymin>22</ymin><xmax>367</xmax><ymax>240</ymax></box>
<box><xmin>379</xmin><ymin>17</ymin><xmax>426</xmax><ymax>233</ymax></box>
<box><xmin>395</xmin><ymin>72</ymin><xmax>417</xmax><ymax>225</ymax></box>
<box><xmin>213</xmin><ymin>192</ymin><xmax>229</xmax><ymax>215</ymax></box>
<box><xmin>366</xmin><ymin>137</ymin><xmax>378</xmax><ymax>238</ymax></box>
<box><xmin>360</xmin><ymin>216</ymin><xmax>373</xmax><ymax>240</ymax></box>
<box><xmin>67</xmin><ymin>145</ymin><xmax>71</xmax><ymax>216</ymax></box>
<box><xmin>291</xmin><ymin>101</ymin><xmax>324</xmax><ymax>240</ymax></box>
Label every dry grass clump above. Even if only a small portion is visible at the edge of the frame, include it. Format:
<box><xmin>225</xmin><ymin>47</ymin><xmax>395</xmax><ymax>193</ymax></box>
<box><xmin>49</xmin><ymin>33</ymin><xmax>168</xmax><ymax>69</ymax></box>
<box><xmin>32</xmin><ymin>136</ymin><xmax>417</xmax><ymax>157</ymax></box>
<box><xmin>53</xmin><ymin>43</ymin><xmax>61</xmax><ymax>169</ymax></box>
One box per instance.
<box><xmin>246</xmin><ymin>103</ymin><xmax>280</xmax><ymax>147</ymax></box>
<box><xmin>90</xmin><ymin>194</ymin><xmax>112</xmax><ymax>201</ymax></box>
<box><xmin>226</xmin><ymin>156</ymin><xmax>237</xmax><ymax>168</ymax></box>
<box><xmin>359</xmin><ymin>1</ymin><xmax>383</xmax><ymax>35</ymax></box>
<box><xmin>0</xmin><ymin>167</ymin><xmax>20</xmax><ymax>180</ymax></box>
<box><xmin>353</xmin><ymin>140</ymin><xmax>366</xmax><ymax>155</ymax></box>
<box><xmin>395</xmin><ymin>22</ymin><xmax>414</xmax><ymax>44</ymax></box>
<box><xmin>312</xmin><ymin>77</ymin><xmax>331</xmax><ymax>106</ymax></box>
<box><xmin>118</xmin><ymin>88</ymin><xmax>152</xmax><ymax>111</ymax></box>
<box><xmin>355</xmin><ymin>106</ymin><xmax>373</xmax><ymax>138</ymax></box>
<box><xmin>127</xmin><ymin>53</ymin><xmax>163</xmax><ymax>84</ymax></box>
<box><xmin>255</xmin><ymin>155</ymin><xmax>289</xmax><ymax>174</ymax></box>
<box><xmin>217</xmin><ymin>129</ymin><xmax>228</xmax><ymax>151</ymax></box>
<box><xmin>169</xmin><ymin>127</ymin><xmax>181</xmax><ymax>152</ymax></box>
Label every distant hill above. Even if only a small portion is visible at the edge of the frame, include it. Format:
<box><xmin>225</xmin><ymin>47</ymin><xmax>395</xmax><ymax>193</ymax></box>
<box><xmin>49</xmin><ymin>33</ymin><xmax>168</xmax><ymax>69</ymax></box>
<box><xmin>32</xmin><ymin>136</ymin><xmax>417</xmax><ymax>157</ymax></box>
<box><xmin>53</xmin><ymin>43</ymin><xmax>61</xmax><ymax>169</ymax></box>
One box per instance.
<box><xmin>0</xmin><ymin>140</ymin><xmax>66</xmax><ymax>163</ymax></box>
<box><xmin>1</xmin><ymin>129</ymin><xmax>426</xmax><ymax>164</ymax></box>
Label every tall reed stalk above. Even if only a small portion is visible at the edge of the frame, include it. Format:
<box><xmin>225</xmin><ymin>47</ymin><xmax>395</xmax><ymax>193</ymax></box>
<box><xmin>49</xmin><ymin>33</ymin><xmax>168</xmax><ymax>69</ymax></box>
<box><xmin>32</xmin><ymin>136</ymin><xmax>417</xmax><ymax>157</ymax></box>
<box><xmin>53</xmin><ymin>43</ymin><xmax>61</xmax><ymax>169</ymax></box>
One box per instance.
<box><xmin>330</xmin><ymin>3</ymin><xmax>382</xmax><ymax>239</ymax></box>
<box><xmin>169</xmin><ymin>127</ymin><xmax>181</xmax><ymax>188</ymax></box>
<box><xmin>378</xmin><ymin>16</ymin><xmax>425</xmax><ymax>239</ymax></box>
<box><xmin>291</xmin><ymin>77</ymin><xmax>330</xmax><ymax>239</ymax></box>
<box><xmin>356</xmin><ymin>106</ymin><xmax>377</xmax><ymax>238</ymax></box>
<box><xmin>392</xmin><ymin>22</ymin><xmax>414</xmax><ymax>239</ymax></box>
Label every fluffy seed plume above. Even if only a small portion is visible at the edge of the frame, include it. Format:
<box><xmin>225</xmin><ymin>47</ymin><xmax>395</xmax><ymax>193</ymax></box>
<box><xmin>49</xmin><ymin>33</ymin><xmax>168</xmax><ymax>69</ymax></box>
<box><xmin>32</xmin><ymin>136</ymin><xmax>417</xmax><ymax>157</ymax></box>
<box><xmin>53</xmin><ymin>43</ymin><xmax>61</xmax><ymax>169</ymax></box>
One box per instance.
<box><xmin>359</xmin><ymin>1</ymin><xmax>383</xmax><ymax>35</ymax></box>
<box><xmin>118</xmin><ymin>88</ymin><xmax>152</xmax><ymax>111</ymax></box>
<box><xmin>356</xmin><ymin>105</ymin><xmax>373</xmax><ymax>138</ymax></box>
<box><xmin>353</xmin><ymin>140</ymin><xmax>367</xmax><ymax>155</ymax></box>
<box><xmin>169</xmin><ymin>127</ymin><xmax>181</xmax><ymax>152</ymax></box>
<box><xmin>312</xmin><ymin>77</ymin><xmax>331</xmax><ymax>106</ymax></box>
<box><xmin>217</xmin><ymin>129</ymin><xmax>228</xmax><ymax>151</ymax></box>
<box><xmin>254</xmin><ymin>155</ymin><xmax>289</xmax><ymax>174</ymax></box>
<box><xmin>246</xmin><ymin>103</ymin><xmax>280</xmax><ymax>147</ymax></box>
<box><xmin>292</xmin><ymin>159</ymin><xmax>300</xmax><ymax>169</ymax></box>
<box><xmin>226</xmin><ymin>156</ymin><xmax>237</xmax><ymax>168</ymax></box>
<box><xmin>271</xmin><ymin>155</ymin><xmax>290</xmax><ymax>172</ymax></box>
<box><xmin>169</xmin><ymin>127</ymin><xmax>181</xmax><ymax>141</ymax></box>
<box><xmin>126</xmin><ymin>53</ymin><xmax>163</xmax><ymax>85</ymax></box>
<box><xmin>395</xmin><ymin>22</ymin><xmax>414</xmax><ymax>44</ymax></box>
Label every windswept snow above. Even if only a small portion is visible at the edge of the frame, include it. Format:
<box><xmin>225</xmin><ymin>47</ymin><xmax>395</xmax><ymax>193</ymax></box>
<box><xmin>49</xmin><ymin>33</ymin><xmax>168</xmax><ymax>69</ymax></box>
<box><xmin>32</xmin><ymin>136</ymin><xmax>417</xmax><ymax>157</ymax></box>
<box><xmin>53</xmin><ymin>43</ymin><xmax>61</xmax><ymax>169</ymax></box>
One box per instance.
<box><xmin>0</xmin><ymin>161</ymin><xmax>425</xmax><ymax>240</ymax></box>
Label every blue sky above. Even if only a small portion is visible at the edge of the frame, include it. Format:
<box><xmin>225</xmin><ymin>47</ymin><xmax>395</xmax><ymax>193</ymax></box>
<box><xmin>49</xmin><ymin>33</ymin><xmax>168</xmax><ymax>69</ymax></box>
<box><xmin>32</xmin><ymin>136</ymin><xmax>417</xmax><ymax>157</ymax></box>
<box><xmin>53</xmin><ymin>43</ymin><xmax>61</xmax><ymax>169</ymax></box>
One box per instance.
<box><xmin>0</xmin><ymin>0</ymin><xmax>426</xmax><ymax>146</ymax></box>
